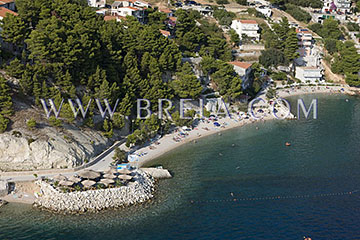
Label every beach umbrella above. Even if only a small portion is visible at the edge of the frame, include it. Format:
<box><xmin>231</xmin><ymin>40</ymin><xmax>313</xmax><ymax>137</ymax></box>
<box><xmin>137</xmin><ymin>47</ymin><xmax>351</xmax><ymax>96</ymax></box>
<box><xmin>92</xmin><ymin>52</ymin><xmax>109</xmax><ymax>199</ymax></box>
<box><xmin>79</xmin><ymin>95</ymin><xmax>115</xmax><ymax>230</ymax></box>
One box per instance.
<box><xmin>100</xmin><ymin>179</ymin><xmax>115</xmax><ymax>186</ymax></box>
<box><xmin>59</xmin><ymin>180</ymin><xmax>74</xmax><ymax>187</ymax></box>
<box><xmin>53</xmin><ymin>174</ymin><xmax>67</xmax><ymax>182</ymax></box>
<box><xmin>81</xmin><ymin>180</ymin><xmax>96</xmax><ymax>188</ymax></box>
<box><xmin>78</xmin><ymin>170</ymin><xmax>101</xmax><ymax>179</ymax></box>
<box><xmin>118</xmin><ymin>175</ymin><xmax>133</xmax><ymax>180</ymax></box>
<box><xmin>103</xmin><ymin>174</ymin><xmax>116</xmax><ymax>179</ymax></box>
<box><xmin>68</xmin><ymin>176</ymin><xmax>81</xmax><ymax>183</ymax></box>
<box><xmin>118</xmin><ymin>169</ymin><xmax>132</xmax><ymax>175</ymax></box>
<box><xmin>104</xmin><ymin>169</ymin><xmax>118</xmax><ymax>174</ymax></box>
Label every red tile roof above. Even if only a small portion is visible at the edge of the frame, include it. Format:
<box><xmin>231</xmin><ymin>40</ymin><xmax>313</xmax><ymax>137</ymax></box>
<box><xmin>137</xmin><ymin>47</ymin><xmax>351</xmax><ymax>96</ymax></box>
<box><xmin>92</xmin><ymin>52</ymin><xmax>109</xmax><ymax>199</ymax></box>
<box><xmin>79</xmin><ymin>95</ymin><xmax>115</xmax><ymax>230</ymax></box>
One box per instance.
<box><xmin>0</xmin><ymin>0</ymin><xmax>14</xmax><ymax>4</ymax></box>
<box><xmin>129</xmin><ymin>0</ymin><xmax>150</xmax><ymax>5</ymax></box>
<box><xmin>0</xmin><ymin>7</ymin><xmax>17</xmax><ymax>18</ymax></box>
<box><xmin>104</xmin><ymin>15</ymin><xmax>117</xmax><ymax>21</ymax></box>
<box><xmin>159</xmin><ymin>8</ymin><xmax>172</xmax><ymax>13</ymax></box>
<box><xmin>239</xmin><ymin>20</ymin><xmax>257</xmax><ymax>24</ymax></box>
<box><xmin>169</xmin><ymin>16</ymin><xmax>177</xmax><ymax>22</ymax></box>
<box><xmin>228</xmin><ymin>61</ymin><xmax>252</xmax><ymax>69</ymax></box>
<box><xmin>159</xmin><ymin>29</ymin><xmax>171</xmax><ymax>37</ymax></box>
<box><xmin>119</xmin><ymin>6</ymin><xmax>140</xmax><ymax>10</ymax></box>
<box><xmin>296</xmin><ymin>28</ymin><xmax>310</xmax><ymax>33</ymax></box>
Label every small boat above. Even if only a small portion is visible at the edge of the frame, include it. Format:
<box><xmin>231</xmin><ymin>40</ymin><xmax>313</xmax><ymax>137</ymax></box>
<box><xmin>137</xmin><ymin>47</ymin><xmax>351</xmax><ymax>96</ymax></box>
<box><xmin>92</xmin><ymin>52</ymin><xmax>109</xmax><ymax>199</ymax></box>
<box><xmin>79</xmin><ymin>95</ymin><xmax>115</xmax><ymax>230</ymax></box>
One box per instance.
<box><xmin>285</xmin><ymin>142</ymin><xmax>291</xmax><ymax>146</ymax></box>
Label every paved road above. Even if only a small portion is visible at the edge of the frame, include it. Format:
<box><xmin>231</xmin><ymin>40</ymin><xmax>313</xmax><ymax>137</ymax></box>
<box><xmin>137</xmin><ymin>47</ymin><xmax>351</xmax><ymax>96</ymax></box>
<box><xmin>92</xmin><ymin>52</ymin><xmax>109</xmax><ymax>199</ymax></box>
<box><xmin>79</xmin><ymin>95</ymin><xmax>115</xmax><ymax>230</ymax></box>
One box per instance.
<box><xmin>0</xmin><ymin>140</ymin><xmax>124</xmax><ymax>182</ymax></box>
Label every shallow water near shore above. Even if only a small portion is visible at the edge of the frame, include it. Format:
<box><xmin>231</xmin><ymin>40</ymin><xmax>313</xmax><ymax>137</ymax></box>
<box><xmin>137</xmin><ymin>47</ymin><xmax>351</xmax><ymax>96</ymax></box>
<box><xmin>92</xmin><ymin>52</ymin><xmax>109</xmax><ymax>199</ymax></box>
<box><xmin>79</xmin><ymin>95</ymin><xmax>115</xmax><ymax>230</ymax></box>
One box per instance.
<box><xmin>1</xmin><ymin>93</ymin><xmax>360</xmax><ymax>240</ymax></box>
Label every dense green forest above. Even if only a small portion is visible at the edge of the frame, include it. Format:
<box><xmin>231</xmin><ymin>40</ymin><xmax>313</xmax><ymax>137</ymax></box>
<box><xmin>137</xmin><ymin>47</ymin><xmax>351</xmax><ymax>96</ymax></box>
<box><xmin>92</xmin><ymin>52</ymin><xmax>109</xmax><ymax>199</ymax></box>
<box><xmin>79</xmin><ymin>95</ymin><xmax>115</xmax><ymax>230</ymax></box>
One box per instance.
<box><xmin>259</xmin><ymin>17</ymin><xmax>299</xmax><ymax>67</ymax></box>
<box><xmin>0</xmin><ymin>0</ymin><xmax>243</xmax><ymax>146</ymax></box>
<box><xmin>309</xmin><ymin>19</ymin><xmax>360</xmax><ymax>86</ymax></box>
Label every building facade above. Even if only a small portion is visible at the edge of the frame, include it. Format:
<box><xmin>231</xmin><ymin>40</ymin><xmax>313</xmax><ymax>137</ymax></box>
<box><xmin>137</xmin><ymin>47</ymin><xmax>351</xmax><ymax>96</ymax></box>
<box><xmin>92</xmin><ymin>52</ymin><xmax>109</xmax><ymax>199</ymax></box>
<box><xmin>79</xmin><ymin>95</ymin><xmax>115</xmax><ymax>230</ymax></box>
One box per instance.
<box><xmin>230</xmin><ymin>20</ymin><xmax>260</xmax><ymax>42</ymax></box>
<box><xmin>228</xmin><ymin>61</ymin><xmax>253</xmax><ymax>89</ymax></box>
<box><xmin>88</xmin><ymin>0</ymin><xmax>106</xmax><ymax>8</ymax></box>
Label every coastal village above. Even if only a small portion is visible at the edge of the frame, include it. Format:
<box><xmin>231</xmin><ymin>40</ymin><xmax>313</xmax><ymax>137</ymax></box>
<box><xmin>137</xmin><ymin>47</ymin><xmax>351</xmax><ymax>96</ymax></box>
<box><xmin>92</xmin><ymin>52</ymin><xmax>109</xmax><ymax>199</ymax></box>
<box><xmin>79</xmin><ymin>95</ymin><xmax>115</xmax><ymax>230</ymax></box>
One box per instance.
<box><xmin>0</xmin><ymin>0</ymin><xmax>359</xmax><ymax>215</ymax></box>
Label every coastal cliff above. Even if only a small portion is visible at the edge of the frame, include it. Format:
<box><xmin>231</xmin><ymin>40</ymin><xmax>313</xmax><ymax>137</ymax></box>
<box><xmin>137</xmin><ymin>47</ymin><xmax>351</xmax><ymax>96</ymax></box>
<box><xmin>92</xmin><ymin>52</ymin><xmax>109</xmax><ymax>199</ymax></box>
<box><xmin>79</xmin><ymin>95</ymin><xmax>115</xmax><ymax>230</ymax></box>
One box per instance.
<box><xmin>34</xmin><ymin>170</ymin><xmax>155</xmax><ymax>213</ymax></box>
<box><xmin>0</xmin><ymin>128</ymin><xmax>112</xmax><ymax>171</ymax></box>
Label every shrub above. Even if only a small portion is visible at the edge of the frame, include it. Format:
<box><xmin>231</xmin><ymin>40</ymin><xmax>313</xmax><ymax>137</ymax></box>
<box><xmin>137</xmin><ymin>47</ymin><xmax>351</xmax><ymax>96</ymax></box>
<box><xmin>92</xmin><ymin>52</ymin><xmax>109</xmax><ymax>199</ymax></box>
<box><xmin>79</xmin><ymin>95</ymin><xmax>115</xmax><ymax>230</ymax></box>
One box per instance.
<box><xmin>0</xmin><ymin>114</ymin><xmax>9</xmax><ymax>133</ymax></box>
<box><xmin>27</xmin><ymin>138</ymin><xmax>36</xmax><ymax>145</ymax></box>
<box><xmin>48</xmin><ymin>116</ymin><xmax>62</xmax><ymax>127</ymax></box>
<box><xmin>272</xmin><ymin>72</ymin><xmax>288</xmax><ymax>81</ymax></box>
<box><xmin>216</xmin><ymin>0</ymin><xmax>229</xmax><ymax>4</ymax></box>
<box><xmin>27</xmin><ymin>118</ymin><xmax>36</xmax><ymax>130</ymax></box>
<box><xmin>235</xmin><ymin>0</ymin><xmax>247</xmax><ymax>5</ymax></box>
<box><xmin>285</xmin><ymin>4</ymin><xmax>311</xmax><ymax>23</ymax></box>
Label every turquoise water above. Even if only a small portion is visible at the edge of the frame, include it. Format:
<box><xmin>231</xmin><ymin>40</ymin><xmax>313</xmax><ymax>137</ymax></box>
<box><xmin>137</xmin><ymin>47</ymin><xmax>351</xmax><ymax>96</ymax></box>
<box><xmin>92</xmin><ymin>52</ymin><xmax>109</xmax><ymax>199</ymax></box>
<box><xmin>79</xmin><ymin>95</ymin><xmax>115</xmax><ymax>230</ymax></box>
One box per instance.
<box><xmin>1</xmin><ymin>94</ymin><xmax>360</xmax><ymax>240</ymax></box>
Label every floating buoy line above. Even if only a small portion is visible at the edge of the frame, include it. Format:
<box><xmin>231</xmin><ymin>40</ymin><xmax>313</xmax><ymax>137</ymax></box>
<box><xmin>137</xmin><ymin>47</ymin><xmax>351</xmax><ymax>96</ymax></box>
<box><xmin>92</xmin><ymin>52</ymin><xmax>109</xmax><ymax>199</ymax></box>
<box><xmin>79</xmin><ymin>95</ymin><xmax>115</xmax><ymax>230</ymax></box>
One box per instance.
<box><xmin>190</xmin><ymin>190</ymin><xmax>359</xmax><ymax>204</ymax></box>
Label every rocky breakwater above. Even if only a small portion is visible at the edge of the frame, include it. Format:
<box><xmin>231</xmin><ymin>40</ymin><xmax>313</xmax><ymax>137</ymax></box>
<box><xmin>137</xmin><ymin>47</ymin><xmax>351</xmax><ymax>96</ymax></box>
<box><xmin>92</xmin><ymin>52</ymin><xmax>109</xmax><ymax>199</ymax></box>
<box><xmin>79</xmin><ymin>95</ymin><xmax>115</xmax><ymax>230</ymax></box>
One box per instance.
<box><xmin>0</xmin><ymin>199</ymin><xmax>7</xmax><ymax>208</ymax></box>
<box><xmin>34</xmin><ymin>170</ymin><xmax>155</xmax><ymax>213</ymax></box>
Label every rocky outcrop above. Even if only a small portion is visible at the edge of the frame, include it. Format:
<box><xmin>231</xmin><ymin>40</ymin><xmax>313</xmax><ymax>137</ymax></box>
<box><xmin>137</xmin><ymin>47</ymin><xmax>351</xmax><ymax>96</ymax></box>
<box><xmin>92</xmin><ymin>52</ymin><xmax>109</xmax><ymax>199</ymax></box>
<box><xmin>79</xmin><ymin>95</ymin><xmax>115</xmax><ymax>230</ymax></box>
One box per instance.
<box><xmin>0</xmin><ymin>127</ymin><xmax>111</xmax><ymax>171</ymax></box>
<box><xmin>0</xmin><ymin>181</ymin><xmax>8</xmax><ymax>197</ymax></box>
<box><xmin>141</xmin><ymin>168</ymin><xmax>172</xmax><ymax>179</ymax></box>
<box><xmin>0</xmin><ymin>199</ymin><xmax>7</xmax><ymax>208</ymax></box>
<box><xmin>34</xmin><ymin>170</ymin><xmax>155</xmax><ymax>213</ymax></box>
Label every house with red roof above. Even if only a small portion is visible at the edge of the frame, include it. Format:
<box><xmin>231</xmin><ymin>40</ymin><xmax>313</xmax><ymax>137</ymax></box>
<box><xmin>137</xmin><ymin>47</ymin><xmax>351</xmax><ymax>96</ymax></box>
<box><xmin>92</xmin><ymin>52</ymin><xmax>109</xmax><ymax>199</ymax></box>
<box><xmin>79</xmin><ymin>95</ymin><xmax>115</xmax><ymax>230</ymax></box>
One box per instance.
<box><xmin>111</xmin><ymin>1</ymin><xmax>146</xmax><ymax>22</ymax></box>
<box><xmin>228</xmin><ymin>61</ymin><xmax>253</xmax><ymax>89</ymax></box>
<box><xmin>159</xmin><ymin>29</ymin><xmax>171</xmax><ymax>38</ymax></box>
<box><xmin>230</xmin><ymin>19</ymin><xmax>260</xmax><ymax>42</ymax></box>
<box><xmin>0</xmin><ymin>0</ymin><xmax>15</xmax><ymax>11</ymax></box>
<box><xmin>0</xmin><ymin>6</ymin><xmax>17</xmax><ymax>20</ymax></box>
<box><xmin>159</xmin><ymin>8</ymin><xmax>174</xmax><ymax>17</ymax></box>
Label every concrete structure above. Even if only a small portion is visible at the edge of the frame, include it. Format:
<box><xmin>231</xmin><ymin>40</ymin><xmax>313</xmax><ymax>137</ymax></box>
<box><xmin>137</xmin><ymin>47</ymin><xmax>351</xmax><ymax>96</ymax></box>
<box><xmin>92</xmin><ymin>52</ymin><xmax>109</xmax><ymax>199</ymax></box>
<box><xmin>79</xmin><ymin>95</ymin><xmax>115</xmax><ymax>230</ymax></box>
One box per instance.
<box><xmin>256</xmin><ymin>6</ymin><xmax>272</xmax><ymax>18</ymax></box>
<box><xmin>296</xmin><ymin>28</ymin><xmax>313</xmax><ymax>48</ymax></box>
<box><xmin>228</xmin><ymin>61</ymin><xmax>253</xmax><ymax>89</ymax></box>
<box><xmin>231</xmin><ymin>20</ymin><xmax>260</xmax><ymax>42</ymax></box>
<box><xmin>322</xmin><ymin>0</ymin><xmax>351</xmax><ymax>14</ymax></box>
<box><xmin>88</xmin><ymin>0</ymin><xmax>106</xmax><ymax>8</ymax></box>
<box><xmin>295</xmin><ymin>66</ymin><xmax>324</xmax><ymax>84</ymax></box>
<box><xmin>111</xmin><ymin>1</ymin><xmax>146</xmax><ymax>22</ymax></box>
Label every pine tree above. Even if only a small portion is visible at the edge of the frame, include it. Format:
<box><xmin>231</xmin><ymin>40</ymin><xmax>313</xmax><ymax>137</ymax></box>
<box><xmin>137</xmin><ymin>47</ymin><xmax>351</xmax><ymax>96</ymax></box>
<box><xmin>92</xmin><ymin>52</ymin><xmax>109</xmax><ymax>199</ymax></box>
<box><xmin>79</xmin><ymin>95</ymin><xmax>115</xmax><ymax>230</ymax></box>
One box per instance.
<box><xmin>19</xmin><ymin>67</ymin><xmax>33</xmax><ymax>95</ymax></box>
<box><xmin>32</xmin><ymin>74</ymin><xmax>41</xmax><ymax>106</ymax></box>
<box><xmin>58</xmin><ymin>70</ymin><xmax>72</xmax><ymax>94</ymax></box>
<box><xmin>0</xmin><ymin>77</ymin><xmax>13</xmax><ymax>116</ymax></box>
<box><xmin>41</xmin><ymin>80</ymin><xmax>49</xmax><ymax>99</ymax></box>
<box><xmin>87</xmin><ymin>66</ymin><xmax>106</xmax><ymax>91</ymax></box>
<box><xmin>284</xmin><ymin>30</ymin><xmax>299</xmax><ymax>62</ymax></box>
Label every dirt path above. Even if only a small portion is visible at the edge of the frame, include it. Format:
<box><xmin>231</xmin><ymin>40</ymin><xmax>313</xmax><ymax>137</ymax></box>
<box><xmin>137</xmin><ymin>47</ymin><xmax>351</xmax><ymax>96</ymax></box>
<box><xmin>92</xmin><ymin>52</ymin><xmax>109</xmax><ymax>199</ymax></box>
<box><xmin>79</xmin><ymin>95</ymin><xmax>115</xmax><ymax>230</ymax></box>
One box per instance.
<box><xmin>321</xmin><ymin>59</ymin><xmax>345</xmax><ymax>84</ymax></box>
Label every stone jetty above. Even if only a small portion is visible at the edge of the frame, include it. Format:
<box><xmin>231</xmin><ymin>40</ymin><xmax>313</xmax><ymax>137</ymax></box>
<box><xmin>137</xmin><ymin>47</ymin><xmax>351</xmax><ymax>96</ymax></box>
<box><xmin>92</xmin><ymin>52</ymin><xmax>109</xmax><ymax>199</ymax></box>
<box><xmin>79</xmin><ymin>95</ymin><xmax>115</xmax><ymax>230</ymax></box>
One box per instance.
<box><xmin>34</xmin><ymin>170</ymin><xmax>155</xmax><ymax>213</ymax></box>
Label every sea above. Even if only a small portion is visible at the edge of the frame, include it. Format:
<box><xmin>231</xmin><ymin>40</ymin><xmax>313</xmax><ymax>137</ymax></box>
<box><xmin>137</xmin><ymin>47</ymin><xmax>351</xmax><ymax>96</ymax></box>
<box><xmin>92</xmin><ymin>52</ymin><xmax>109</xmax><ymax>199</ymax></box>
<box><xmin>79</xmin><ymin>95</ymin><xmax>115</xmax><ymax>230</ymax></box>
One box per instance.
<box><xmin>1</xmin><ymin>94</ymin><xmax>360</xmax><ymax>240</ymax></box>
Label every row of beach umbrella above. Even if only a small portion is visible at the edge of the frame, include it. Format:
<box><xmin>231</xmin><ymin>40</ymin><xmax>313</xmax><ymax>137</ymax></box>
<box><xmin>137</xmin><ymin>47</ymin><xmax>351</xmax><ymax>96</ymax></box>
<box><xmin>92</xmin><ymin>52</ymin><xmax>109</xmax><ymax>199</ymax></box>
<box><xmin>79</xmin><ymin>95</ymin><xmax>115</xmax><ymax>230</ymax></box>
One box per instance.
<box><xmin>53</xmin><ymin>169</ymin><xmax>133</xmax><ymax>188</ymax></box>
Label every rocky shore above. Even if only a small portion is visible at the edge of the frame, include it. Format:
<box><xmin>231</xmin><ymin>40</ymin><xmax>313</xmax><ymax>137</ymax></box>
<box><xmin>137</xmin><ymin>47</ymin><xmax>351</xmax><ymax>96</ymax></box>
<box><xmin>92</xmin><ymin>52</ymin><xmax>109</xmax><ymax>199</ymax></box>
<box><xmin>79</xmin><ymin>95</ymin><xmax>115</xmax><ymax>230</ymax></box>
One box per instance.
<box><xmin>0</xmin><ymin>199</ymin><xmax>6</xmax><ymax>207</ymax></box>
<box><xmin>34</xmin><ymin>170</ymin><xmax>155</xmax><ymax>213</ymax></box>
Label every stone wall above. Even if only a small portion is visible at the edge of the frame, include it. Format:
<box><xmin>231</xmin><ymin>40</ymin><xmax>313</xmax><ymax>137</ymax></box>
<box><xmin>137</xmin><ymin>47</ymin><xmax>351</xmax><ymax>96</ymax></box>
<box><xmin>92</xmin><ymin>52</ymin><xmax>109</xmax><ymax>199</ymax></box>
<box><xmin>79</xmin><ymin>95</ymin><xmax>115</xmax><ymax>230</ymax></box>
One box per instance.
<box><xmin>34</xmin><ymin>170</ymin><xmax>155</xmax><ymax>213</ymax></box>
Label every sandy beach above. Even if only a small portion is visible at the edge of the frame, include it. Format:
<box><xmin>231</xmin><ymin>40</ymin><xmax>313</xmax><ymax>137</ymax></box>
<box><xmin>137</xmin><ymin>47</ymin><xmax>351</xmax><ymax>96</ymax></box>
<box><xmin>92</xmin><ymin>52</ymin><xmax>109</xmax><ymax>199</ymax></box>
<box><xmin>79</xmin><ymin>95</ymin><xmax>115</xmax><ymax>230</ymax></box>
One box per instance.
<box><xmin>125</xmin><ymin>85</ymin><xmax>356</xmax><ymax>168</ymax></box>
<box><xmin>0</xmin><ymin>85</ymin><xmax>355</xmax><ymax>206</ymax></box>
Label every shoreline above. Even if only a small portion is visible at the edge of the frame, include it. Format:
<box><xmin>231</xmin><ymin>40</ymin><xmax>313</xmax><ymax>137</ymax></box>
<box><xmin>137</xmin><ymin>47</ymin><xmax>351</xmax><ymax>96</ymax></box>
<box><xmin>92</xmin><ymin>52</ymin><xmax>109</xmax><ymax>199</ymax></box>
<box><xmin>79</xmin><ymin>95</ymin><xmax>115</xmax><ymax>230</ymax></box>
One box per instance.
<box><xmin>0</xmin><ymin>85</ymin><xmax>354</xmax><ymax>207</ymax></box>
<box><xmin>131</xmin><ymin>85</ymin><xmax>354</xmax><ymax>168</ymax></box>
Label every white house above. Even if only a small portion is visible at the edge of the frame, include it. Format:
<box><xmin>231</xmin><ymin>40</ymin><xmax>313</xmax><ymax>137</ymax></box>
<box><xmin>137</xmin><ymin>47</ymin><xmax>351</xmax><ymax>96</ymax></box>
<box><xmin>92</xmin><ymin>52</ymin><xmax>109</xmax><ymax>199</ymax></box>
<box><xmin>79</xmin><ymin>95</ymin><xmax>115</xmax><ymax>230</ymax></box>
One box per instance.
<box><xmin>230</xmin><ymin>20</ymin><xmax>260</xmax><ymax>42</ymax></box>
<box><xmin>296</xmin><ymin>28</ymin><xmax>313</xmax><ymax>48</ymax></box>
<box><xmin>322</xmin><ymin>0</ymin><xmax>352</xmax><ymax>14</ymax></box>
<box><xmin>130</xmin><ymin>0</ymin><xmax>151</xmax><ymax>8</ymax></box>
<box><xmin>295</xmin><ymin>66</ymin><xmax>324</xmax><ymax>84</ymax></box>
<box><xmin>256</xmin><ymin>6</ymin><xmax>272</xmax><ymax>18</ymax></box>
<box><xmin>88</xmin><ymin>0</ymin><xmax>106</xmax><ymax>8</ymax></box>
<box><xmin>334</xmin><ymin>0</ymin><xmax>352</xmax><ymax>14</ymax></box>
<box><xmin>228</xmin><ymin>61</ymin><xmax>253</xmax><ymax>89</ymax></box>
